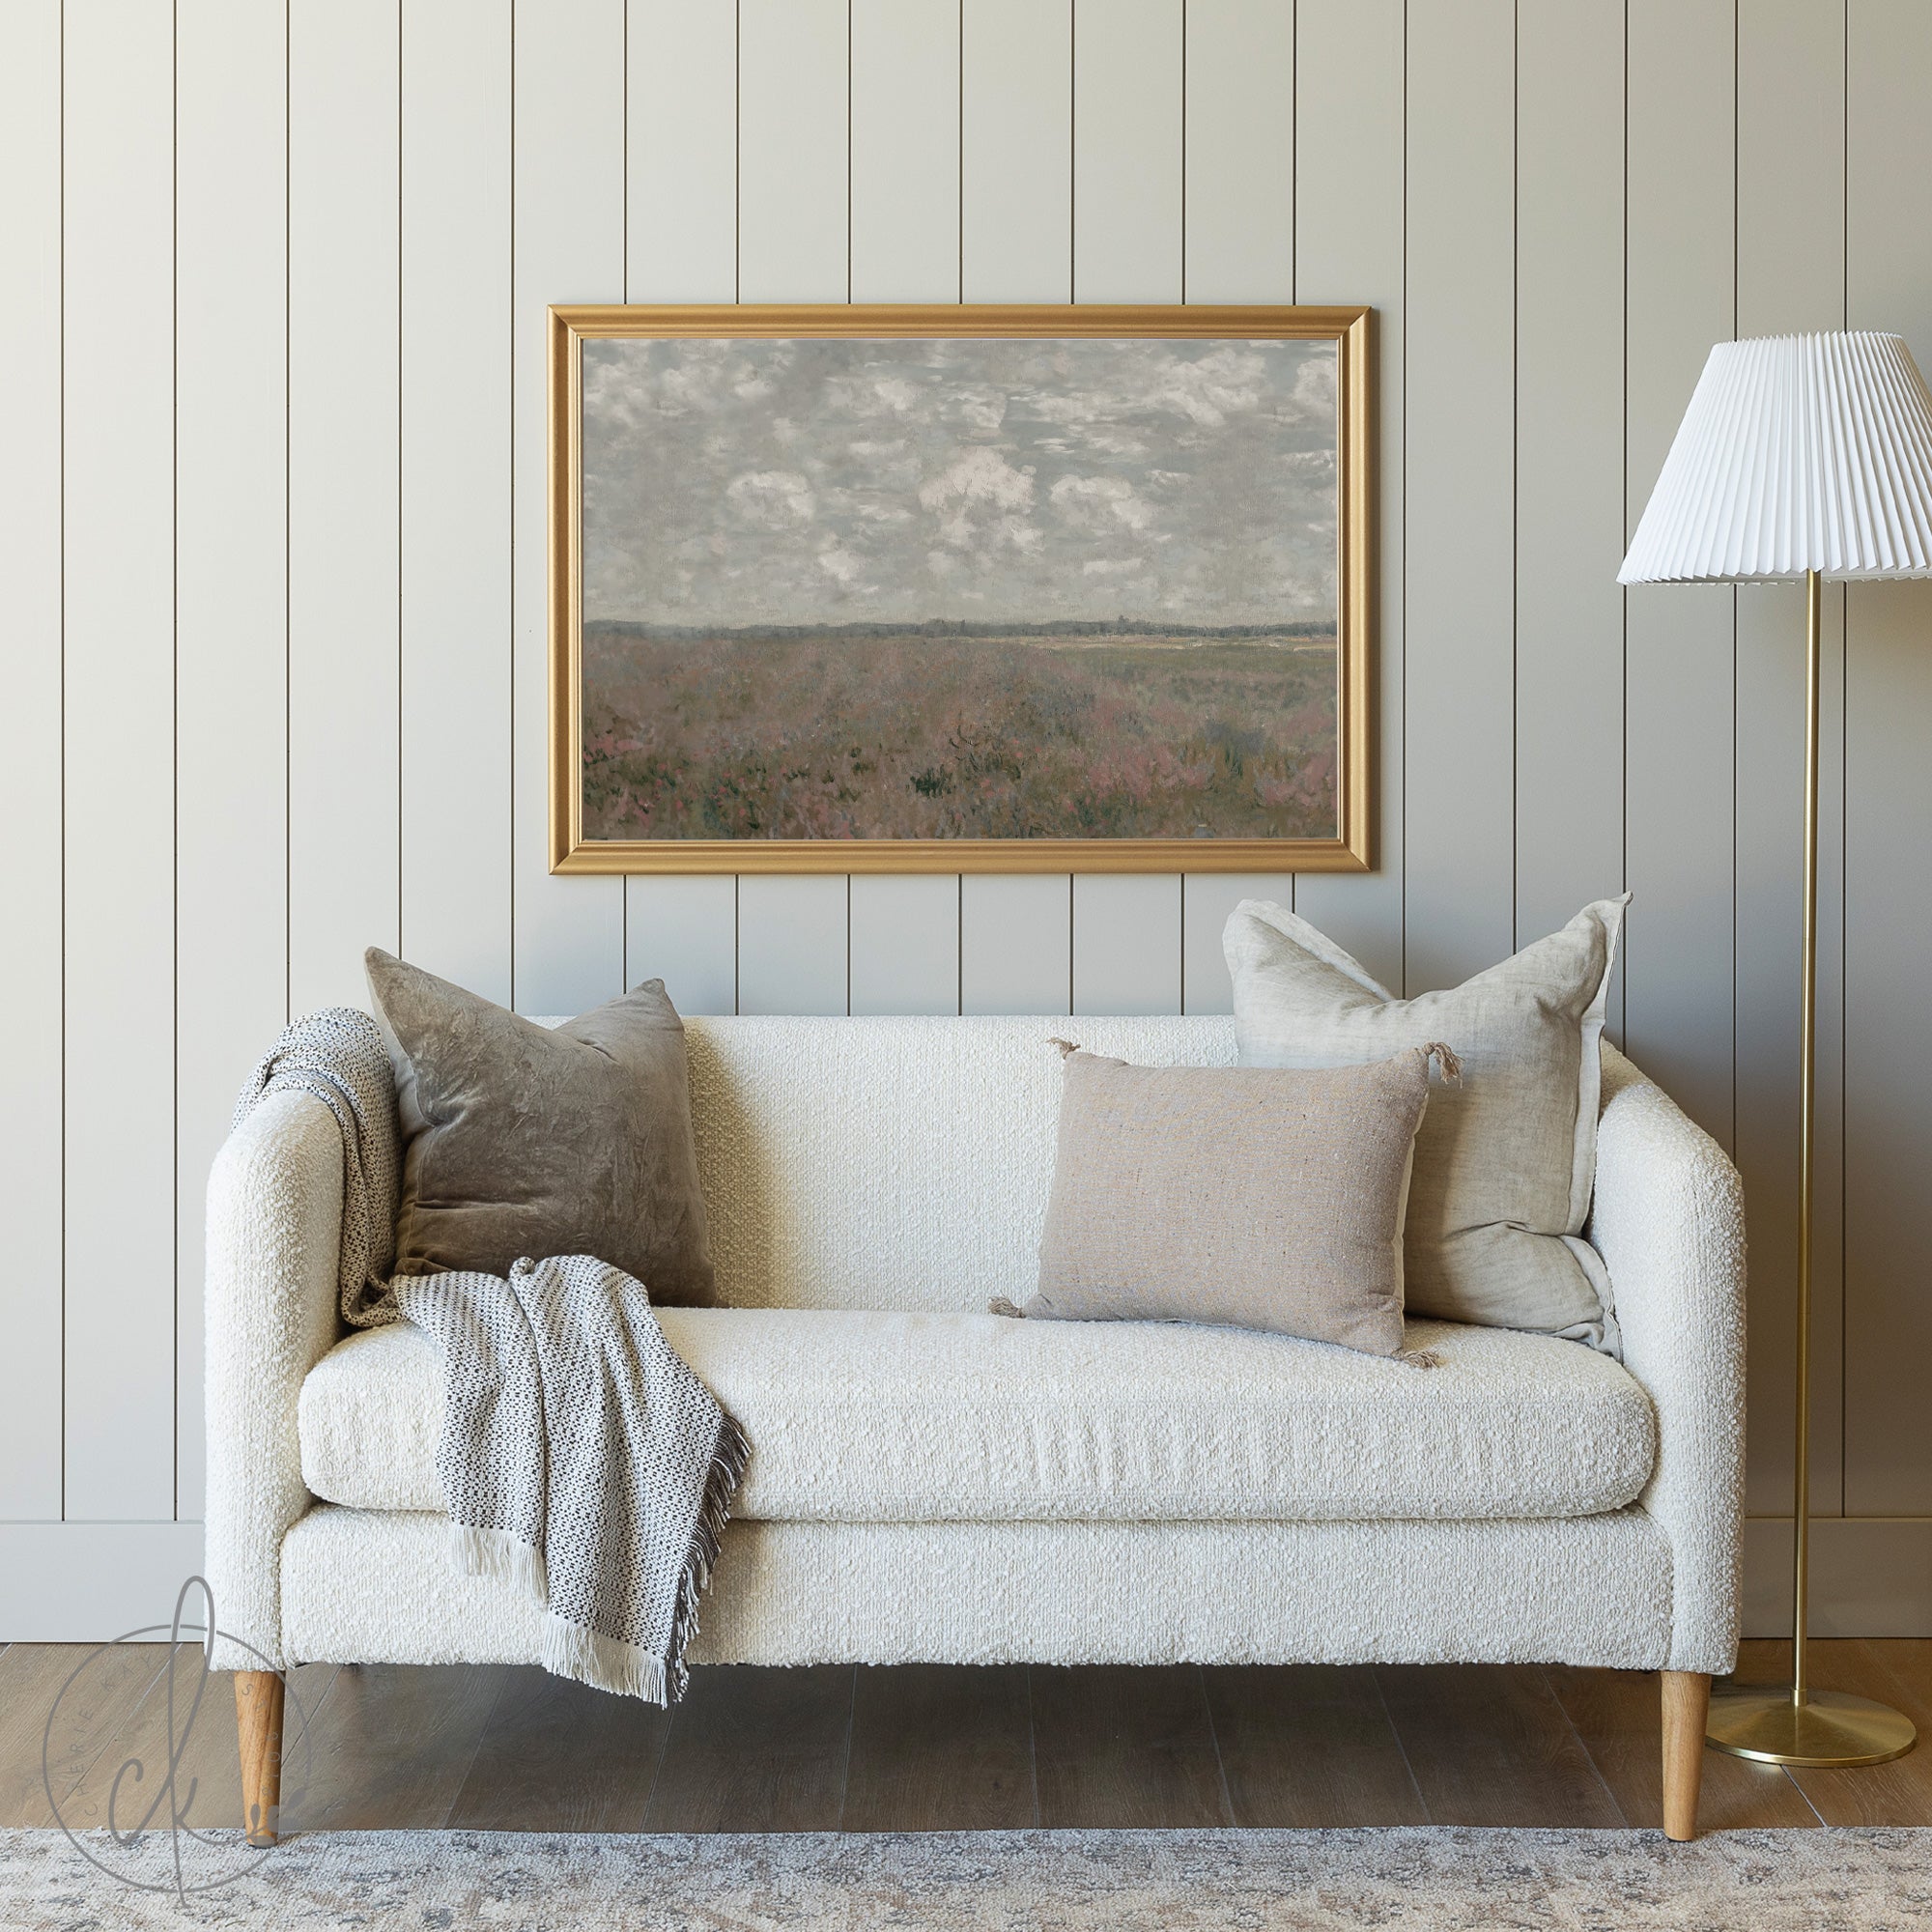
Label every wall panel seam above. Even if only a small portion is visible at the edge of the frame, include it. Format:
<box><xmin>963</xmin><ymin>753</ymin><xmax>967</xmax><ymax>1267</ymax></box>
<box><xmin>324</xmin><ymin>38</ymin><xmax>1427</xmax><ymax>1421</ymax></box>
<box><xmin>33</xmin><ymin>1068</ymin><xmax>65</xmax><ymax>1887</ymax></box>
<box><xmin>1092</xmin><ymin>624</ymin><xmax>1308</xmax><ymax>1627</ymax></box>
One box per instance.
<box><xmin>846</xmin><ymin>0</ymin><xmax>853</xmax><ymax>304</ymax></box>
<box><xmin>734</xmin><ymin>0</ymin><xmax>741</xmax><ymax>304</ymax></box>
<box><xmin>1399</xmin><ymin>0</ymin><xmax>1408</xmax><ymax>997</ymax></box>
<box><xmin>956</xmin><ymin>0</ymin><xmax>963</xmax><ymax>304</ymax></box>
<box><xmin>58</xmin><ymin>0</ymin><xmax>67</xmax><ymax>1522</ymax></box>
<box><xmin>1619</xmin><ymin>0</ymin><xmax>1628</xmax><ymax>953</ymax></box>
<box><xmin>1509</xmin><ymin>0</ymin><xmax>1520</xmax><ymax>955</ymax></box>
<box><xmin>170</xmin><ymin>0</ymin><xmax>181</xmax><ymax>1520</ymax></box>
<box><xmin>396</xmin><ymin>0</ymin><xmax>405</xmax><ymax>968</ymax></box>
<box><xmin>1179</xmin><ymin>0</ymin><xmax>1185</xmax><ymax>302</ymax></box>
<box><xmin>284</xmin><ymin>0</ymin><xmax>293</xmax><ymax>1029</ymax></box>
<box><xmin>508</xmin><ymin>0</ymin><xmax>518</xmax><ymax>1011</ymax></box>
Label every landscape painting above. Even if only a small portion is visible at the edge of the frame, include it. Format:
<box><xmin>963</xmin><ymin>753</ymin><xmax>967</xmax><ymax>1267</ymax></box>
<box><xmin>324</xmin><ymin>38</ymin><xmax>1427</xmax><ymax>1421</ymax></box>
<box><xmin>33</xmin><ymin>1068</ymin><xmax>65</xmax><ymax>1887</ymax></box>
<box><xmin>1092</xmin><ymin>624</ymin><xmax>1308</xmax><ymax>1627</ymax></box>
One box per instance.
<box><xmin>551</xmin><ymin>306</ymin><xmax>1372</xmax><ymax>871</ymax></box>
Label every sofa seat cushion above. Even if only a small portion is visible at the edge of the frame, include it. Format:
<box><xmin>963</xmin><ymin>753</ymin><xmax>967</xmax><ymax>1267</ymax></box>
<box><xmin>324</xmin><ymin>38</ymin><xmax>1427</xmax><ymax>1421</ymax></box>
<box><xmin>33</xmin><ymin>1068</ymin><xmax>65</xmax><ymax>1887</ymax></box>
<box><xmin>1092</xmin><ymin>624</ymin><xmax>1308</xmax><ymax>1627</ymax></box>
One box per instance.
<box><xmin>298</xmin><ymin>1309</ymin><xmax>1655</xmax><ymax>1524</ymax></box>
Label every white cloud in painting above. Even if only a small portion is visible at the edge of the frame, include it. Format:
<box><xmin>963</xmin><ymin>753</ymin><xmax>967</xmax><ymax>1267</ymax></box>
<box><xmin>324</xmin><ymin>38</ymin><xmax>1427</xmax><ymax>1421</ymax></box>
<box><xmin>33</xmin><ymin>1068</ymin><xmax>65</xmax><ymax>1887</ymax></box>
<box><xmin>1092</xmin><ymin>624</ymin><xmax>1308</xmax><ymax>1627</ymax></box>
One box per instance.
<box><xmin>1050</xmin><ymin>474</ymin><xmax>1154</xmax><ymax>534</ymax></box>
<box><xmin>725</xmin><ymin>470</ymin><xmax>815</xmax><ymax>527</ymax></box>
<box><xmin>917</xmin><ymin>445</ymin><xmax>1037</xmax><ymax>516</ymax></box>
<box><xmin>816</xmin><ymin>543</ymin><xmax>867</xmax><ymax>586</ymax></box>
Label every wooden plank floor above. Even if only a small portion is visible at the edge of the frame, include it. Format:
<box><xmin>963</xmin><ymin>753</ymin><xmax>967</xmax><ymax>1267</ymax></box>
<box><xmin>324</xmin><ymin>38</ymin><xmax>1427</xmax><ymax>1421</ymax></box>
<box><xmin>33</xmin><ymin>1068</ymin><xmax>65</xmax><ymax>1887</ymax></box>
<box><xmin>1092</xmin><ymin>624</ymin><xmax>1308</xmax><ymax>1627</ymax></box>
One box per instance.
<box><xmin>0</xmin><ymin>1641</ymin><xmax>1925</xmax><ymax>1833</ymax></box>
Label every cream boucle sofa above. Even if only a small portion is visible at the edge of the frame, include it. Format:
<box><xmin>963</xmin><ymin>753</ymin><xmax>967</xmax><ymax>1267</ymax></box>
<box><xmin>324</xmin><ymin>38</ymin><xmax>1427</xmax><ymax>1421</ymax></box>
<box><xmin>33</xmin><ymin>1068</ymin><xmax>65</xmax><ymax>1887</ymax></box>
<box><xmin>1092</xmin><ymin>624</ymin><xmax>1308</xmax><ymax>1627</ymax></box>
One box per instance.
<box><xmin>205</xmin><ymin>1014</ymin><xmax>1745</xmax><ymax>1841</ymax></box>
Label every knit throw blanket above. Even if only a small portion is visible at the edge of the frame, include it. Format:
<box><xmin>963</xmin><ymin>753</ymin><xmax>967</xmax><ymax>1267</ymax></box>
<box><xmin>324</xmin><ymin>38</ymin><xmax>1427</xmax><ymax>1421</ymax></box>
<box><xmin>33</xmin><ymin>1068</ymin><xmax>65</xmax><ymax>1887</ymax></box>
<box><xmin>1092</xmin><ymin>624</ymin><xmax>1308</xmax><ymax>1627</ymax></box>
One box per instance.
<box><xmin>233</xmin><ymin>1009</ymin><xmax>749</xmax><ymax>1704</ymax></box>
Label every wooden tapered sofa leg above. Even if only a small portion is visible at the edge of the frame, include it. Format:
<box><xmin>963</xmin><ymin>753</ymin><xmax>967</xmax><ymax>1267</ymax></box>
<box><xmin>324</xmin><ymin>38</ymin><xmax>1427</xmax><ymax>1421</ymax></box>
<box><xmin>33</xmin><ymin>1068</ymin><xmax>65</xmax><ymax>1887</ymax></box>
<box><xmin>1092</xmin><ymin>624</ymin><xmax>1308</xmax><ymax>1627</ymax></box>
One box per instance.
<box><xmin>1662</xmin><ymin>1670</ymin><xmax>1711</xmax><ymax>1841</ymax></box>
<box><xmin>235</xmin><ymin>1670</ymin><xmax>286</xmax><ymax>1846</ymax></box>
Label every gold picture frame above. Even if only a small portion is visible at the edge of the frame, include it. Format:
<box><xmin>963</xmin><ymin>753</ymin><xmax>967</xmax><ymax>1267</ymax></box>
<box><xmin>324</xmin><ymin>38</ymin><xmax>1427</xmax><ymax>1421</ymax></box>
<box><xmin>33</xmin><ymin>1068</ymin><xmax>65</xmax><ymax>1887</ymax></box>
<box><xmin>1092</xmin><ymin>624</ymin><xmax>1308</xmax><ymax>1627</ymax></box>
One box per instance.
<box><xmin>550</xmin><ymin>303</ymin><xmax>1374</xmax><ymax>874</ymax></box>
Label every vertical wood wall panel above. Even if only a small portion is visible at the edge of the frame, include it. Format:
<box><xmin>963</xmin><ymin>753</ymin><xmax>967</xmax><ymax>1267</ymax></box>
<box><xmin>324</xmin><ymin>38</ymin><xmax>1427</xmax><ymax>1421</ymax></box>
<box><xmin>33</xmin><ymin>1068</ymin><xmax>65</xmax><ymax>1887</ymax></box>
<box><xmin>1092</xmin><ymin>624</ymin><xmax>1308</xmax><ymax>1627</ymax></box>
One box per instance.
<box><xmin>1845</xmin><ymin>0</ymin><xmax>1932</xmax><ymax>1517</ymax></box>
<box><xmin>958</xmin><ymin>0</ymin><xmax>1074</xmax><ymax>1009</ymax></box>
<box><xmin>961</xmin><ymin>875</ymin><xmax>1071</xmax><ymax>1013</ymax></box>
<box><xmin>1073</xmin><ymin>876</ymin><xmax>1182</xmax><ymax>1014</ymax></box>
<box><xmin>836</xmin><ymin>877</ymin><xmax>964</xmax><ymax>1013</ymax></box>
<box><xmin>738</xmin><ymin>876</ymin><xmax>850</xmax><ymax>1014</ymax></box>
<box><xmin>850</xmin><ymin>875</ymin><xmax>961</xmax><ymax>1014</ymax></box>
<box><xmin>627</xmin><ymin>876</ymin><xmax>737</xmax><ymax>1013</ymax></box>
<box><xmin>961</xmin><ymin>0</ymin><xmax>1071</xmax><ymax>303</ymax></box>
<box><xmin>0</xmin><ymin>0</ymin><xmax>65</xmax><ymax>1519</ymax></box>
<box><xmin>1624</xmin><ymin>0</ymin><xmax>1736</xmax><ymax>1150</ymax></box>
<box><xmin>624</xmin><ymin>0</ymin><xmax>740</xmax><ymax>1005</ymax></box>
<box><xmin>1401</xmin><ymin>0</ymin><xmax>1515</xmax><ymax>995</ymax></box>
<box><xmin>1733</xmin><ymin>0</ymin><xmax>1849</xmax><ymax>1517</ymax></box>
<box><xmin>403</xmin><ymin>0</ymin><xmax>512</xmax><ymax>1007</ymax></box>
<box><xmin>627</xmin><ymin>0</ymin><xmax>737</xmax><ymax>301</ymax></box>
<box><xmin>849</xmin><ymin>0</ymin><xmax>964</xmax><ymax>1001</ymax></box>
<box><xmin>1182</xmin><ymin>873</ymin><xmax>1295</xmax><ymax>1015</ymax></box>
<box><xmin>1066</xmin><ymin>0</ymin><xmax>1181</xmax><ymax>1013</ymax></box>
<box><xmin>1182</xmin><ymin>0</ymin><xmax>1293</xmax><ymax>303</ymax></box>
<box><xmin>1175</xmin><ymin>9</ymin><xmax>1292</xmax><ymax>1018</ymax></box>
<box><xmin>733</xmin><ymin>0</ymin><xmax>851</xmax><ymax>1014</ymax></box>
<box><xmin>1071</xmin><ymin>0</ymin><xmax>1181</xmax><ymax>303</ymax></box>
<box><xmin>288</xmin><ymin>0</ymin><xmax>401</xmax><ymax>1018</ymax></box>
<box><xmin>511</xmin><ymin>0</ymin><xmax>627</xmax><ymax>1016</ymax></box>
<box><xmin>1291</xmin><ymin>0</ymin><xmax>1405</xmax><ymax>996</ymax></box>
<box><xmin>174</xmin><ymin>0</ymin><xmax>289</xmax><ymax>1521</ymax></box>
<box><xmin>1179</xmin><ymin>3</ymin><xmax>1293</xmax><ymax>1016</ymax></box>
<box><xmin>852</xmin><ymin>0</ymin><xmax>960</xmax><ymax>303</ymax></box>
<box><xmin>738</xmin><ymin>0</ymin><xmax>849</xmax><ymax>303</ymax></box>
<box><xmin>62</xmin><ymin>0</ymin><xmax>176</xmax><ymax>1520</ymax></box>
<box><xmin>1514</xmin><ymin>0</ymin><xmax>1626</xmax><ymax>961</ymax></box>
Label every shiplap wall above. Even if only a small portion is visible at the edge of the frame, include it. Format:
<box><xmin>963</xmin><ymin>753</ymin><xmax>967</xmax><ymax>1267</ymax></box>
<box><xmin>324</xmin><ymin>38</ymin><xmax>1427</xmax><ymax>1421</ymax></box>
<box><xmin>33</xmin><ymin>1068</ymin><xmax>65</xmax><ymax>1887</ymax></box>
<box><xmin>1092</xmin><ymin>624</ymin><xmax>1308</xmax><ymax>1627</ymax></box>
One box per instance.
<box><xmin>4</xmin><ymin>0</ymin><xmax>1932</xmax><ymax>1635</ymax></box>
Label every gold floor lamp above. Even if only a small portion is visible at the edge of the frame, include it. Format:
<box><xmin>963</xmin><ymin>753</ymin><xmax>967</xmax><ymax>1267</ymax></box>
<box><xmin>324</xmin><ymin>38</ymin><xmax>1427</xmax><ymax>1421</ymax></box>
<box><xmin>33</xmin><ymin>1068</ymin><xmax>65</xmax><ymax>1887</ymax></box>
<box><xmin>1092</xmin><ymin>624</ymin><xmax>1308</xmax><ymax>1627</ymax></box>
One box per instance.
<box><xmin>1621</xmin><ymin>330</ymin><xmax>1932</xmax><ymax>1768</ymax></box>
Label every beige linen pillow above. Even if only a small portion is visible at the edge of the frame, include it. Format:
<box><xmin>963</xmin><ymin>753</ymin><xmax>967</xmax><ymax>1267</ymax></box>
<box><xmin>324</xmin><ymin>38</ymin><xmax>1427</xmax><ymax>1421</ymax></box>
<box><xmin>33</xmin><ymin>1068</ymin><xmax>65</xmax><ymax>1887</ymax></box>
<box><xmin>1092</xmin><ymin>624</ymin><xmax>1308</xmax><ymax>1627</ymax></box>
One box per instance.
<box><xmin>365</xmin><ymin>949</ymin><xmax>715</xmax><ymax>1304</ymax></box>
<box><xmin>1010</xmin><ymin>1045</ymin><xmax>1448</xmax><ymax>1357</ymax></box>
<box><xmin>1223</xmin><ymin>897</ymin><xmax>1627</xmax><ymax>1349</ymax></box>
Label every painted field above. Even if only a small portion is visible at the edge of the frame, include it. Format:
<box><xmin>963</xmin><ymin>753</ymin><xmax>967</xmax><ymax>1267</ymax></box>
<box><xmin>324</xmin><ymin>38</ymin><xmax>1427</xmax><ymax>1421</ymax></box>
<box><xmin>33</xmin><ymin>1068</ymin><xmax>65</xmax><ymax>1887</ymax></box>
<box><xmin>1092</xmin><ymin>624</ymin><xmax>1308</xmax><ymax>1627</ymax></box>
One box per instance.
<box><xmin>582</xmin><ymin>623</ymin><xmax>1338</xmax><ymax>842</ymax></box>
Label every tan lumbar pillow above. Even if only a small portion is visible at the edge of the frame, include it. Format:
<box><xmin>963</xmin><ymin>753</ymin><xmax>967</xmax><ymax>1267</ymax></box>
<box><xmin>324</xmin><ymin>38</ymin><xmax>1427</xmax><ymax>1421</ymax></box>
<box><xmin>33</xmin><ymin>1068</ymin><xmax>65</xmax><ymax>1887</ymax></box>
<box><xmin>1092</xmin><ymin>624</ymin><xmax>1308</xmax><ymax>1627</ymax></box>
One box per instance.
<box><xmin>1009</xmin><ymin>1044</ymin><xmax>1452</xmax><ymax>1357</ymax></box>
<box><xmin>1224</xmin><ymin>897</ymin><xmax>1627</xmax><ymax>1350</ymax></box>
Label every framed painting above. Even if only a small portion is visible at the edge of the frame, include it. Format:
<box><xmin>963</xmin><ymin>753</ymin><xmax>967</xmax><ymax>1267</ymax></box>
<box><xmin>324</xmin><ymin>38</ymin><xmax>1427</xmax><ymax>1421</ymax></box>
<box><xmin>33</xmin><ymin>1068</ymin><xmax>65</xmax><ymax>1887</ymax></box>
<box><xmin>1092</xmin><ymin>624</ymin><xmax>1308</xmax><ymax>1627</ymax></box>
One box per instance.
<box><xmin>549</xmin><ymin>304</ymin><xmax>1373</xmax><ymax>873</ymax></box>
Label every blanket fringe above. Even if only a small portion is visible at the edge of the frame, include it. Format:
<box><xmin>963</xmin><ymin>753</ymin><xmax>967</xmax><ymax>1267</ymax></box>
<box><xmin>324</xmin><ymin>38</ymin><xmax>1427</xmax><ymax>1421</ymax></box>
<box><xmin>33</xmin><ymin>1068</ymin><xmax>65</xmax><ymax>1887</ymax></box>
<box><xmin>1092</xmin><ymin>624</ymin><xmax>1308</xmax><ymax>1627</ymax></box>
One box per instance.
<box><xmin>661</xmin><ymin>1408</ymin><xmax>753</xmax><ymax>1704</ymax></box>
<box><xmin>541</xmin><ymin>1616</ymin><xmax>669</xmax><ymax>1704</ymax></box>
<box><xmin>449</xmin><ymin>1521</ymin><xmax>548</xmax><ymax>1599</ymax></box>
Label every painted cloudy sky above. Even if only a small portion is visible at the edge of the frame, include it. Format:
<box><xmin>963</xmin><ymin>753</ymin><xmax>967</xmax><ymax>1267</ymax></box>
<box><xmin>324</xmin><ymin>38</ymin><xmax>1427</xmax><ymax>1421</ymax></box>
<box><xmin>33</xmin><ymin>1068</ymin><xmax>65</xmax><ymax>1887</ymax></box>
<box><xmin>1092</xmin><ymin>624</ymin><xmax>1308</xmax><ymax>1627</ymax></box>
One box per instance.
<box><xmin>579</xmin><ymin>335</ymin><xmax>1338</xmax><ymax>630</ymax></box>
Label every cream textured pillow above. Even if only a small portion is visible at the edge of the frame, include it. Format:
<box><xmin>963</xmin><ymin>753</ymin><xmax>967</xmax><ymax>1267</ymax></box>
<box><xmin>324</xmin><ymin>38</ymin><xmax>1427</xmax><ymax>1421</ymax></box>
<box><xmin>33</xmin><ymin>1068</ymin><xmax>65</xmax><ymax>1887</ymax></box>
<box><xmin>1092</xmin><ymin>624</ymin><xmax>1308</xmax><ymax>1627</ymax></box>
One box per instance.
<box><xmin>1224</xmin><ymin>897</ymin><xmax>1627</xmax><ymax>1350</ymax></box>
<box><xmin>1011</xmin><ymin>1046</ymin><xmax>1447</xmax><ymax>1357</ymax></box>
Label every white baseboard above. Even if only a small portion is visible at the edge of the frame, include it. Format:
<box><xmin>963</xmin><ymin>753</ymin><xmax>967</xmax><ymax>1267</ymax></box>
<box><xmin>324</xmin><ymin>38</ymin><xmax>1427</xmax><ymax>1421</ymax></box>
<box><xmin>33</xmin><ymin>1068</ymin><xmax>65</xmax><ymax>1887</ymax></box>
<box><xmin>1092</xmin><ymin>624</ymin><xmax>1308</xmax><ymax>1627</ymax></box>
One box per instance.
<box><xmin>1743</xmin><ymin>1517</ymin><xmax>1932</xmax><ymax>1637</ymax></box>
<box><xmin>0</xmin><ymin>1522</ymin><xmax>207</xmax><ymax>1641</ymax></box>
<box><xmin>3</xmin><ymin>1519</ymin><xmax>1926</xmax><ymax>1642</ymax></box>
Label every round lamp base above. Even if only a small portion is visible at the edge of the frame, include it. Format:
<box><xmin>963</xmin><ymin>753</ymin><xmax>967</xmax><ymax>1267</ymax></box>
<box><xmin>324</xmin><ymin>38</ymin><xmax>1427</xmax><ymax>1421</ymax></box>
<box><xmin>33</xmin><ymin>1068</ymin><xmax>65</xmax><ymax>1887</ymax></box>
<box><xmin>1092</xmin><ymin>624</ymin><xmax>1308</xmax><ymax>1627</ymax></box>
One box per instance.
<box><xmin>1706</xmin><ymin>1686</ymin><xmax>1917</xmax><ymax>1768</ymax></box>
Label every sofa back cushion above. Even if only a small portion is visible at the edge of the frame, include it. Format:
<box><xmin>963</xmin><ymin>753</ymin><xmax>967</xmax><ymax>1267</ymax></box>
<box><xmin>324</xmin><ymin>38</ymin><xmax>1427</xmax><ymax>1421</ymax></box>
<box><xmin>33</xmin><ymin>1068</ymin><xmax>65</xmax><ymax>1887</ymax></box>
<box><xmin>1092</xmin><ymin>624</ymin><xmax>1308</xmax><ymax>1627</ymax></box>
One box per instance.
<box><xmin>679</xmin><ymin>1014</ymin><xmax>1236</xmax><ymax>1312</ymax></box>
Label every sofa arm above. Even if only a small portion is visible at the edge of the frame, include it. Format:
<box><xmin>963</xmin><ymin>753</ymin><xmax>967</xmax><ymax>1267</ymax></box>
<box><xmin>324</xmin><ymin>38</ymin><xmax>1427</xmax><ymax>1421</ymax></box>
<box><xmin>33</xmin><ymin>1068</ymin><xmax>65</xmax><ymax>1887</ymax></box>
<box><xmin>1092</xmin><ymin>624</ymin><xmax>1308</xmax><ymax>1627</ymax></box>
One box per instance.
<box><xmin>1590</xmin><ymin>1043</ymin><xmax>1747</xmax><ymax>1675</ymax></box>
<box><xmin>204</xmin><ymin>1090</ymin><xmax>344</xmax><ymax>1670</ymax></box>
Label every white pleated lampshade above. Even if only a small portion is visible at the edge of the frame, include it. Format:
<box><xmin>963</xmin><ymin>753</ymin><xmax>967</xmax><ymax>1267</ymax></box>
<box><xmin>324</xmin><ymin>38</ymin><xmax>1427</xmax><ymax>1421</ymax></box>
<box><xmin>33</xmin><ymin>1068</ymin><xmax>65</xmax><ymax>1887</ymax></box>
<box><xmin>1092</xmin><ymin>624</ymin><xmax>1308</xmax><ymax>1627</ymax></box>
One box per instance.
<box><xmin>1619</xmin><ymin>331</ymin><xmax>1932</xmax><ymax>583</ymax></box>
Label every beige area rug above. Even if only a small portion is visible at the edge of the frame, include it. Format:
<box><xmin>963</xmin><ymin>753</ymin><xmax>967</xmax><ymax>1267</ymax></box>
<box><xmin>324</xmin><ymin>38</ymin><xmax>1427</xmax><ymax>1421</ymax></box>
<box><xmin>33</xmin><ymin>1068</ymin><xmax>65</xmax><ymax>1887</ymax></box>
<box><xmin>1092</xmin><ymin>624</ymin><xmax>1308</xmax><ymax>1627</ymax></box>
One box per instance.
<box><xmin>3</xmin><ymin>1826</ymin><xmax>1929</xmax><ymax>1930</ymax></box>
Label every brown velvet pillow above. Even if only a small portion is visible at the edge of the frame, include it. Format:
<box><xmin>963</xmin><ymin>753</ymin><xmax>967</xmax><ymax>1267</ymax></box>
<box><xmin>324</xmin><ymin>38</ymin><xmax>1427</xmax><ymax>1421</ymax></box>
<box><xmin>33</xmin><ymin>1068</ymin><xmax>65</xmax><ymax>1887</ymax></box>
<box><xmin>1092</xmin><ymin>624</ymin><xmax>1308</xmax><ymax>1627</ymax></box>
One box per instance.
<box><xmin>364</xmin><ymin>950</ymin><xmax>715</xmax><ymax>1303</ymax></box>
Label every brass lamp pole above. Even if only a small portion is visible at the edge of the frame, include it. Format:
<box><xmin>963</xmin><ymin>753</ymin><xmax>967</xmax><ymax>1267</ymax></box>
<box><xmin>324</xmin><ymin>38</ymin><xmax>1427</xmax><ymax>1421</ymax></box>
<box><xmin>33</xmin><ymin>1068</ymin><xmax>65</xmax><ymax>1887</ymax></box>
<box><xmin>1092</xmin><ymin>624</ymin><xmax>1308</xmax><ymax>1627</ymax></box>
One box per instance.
<box><xmin>1703</xmin><ymin>565</ymin><xmax>1911</xmax><ymax>1766</ymax></box>
<box><xmin>1620</xmin><ymin>331</ymin><xmax>1932</xmax><ymax>1770</ymax></box>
